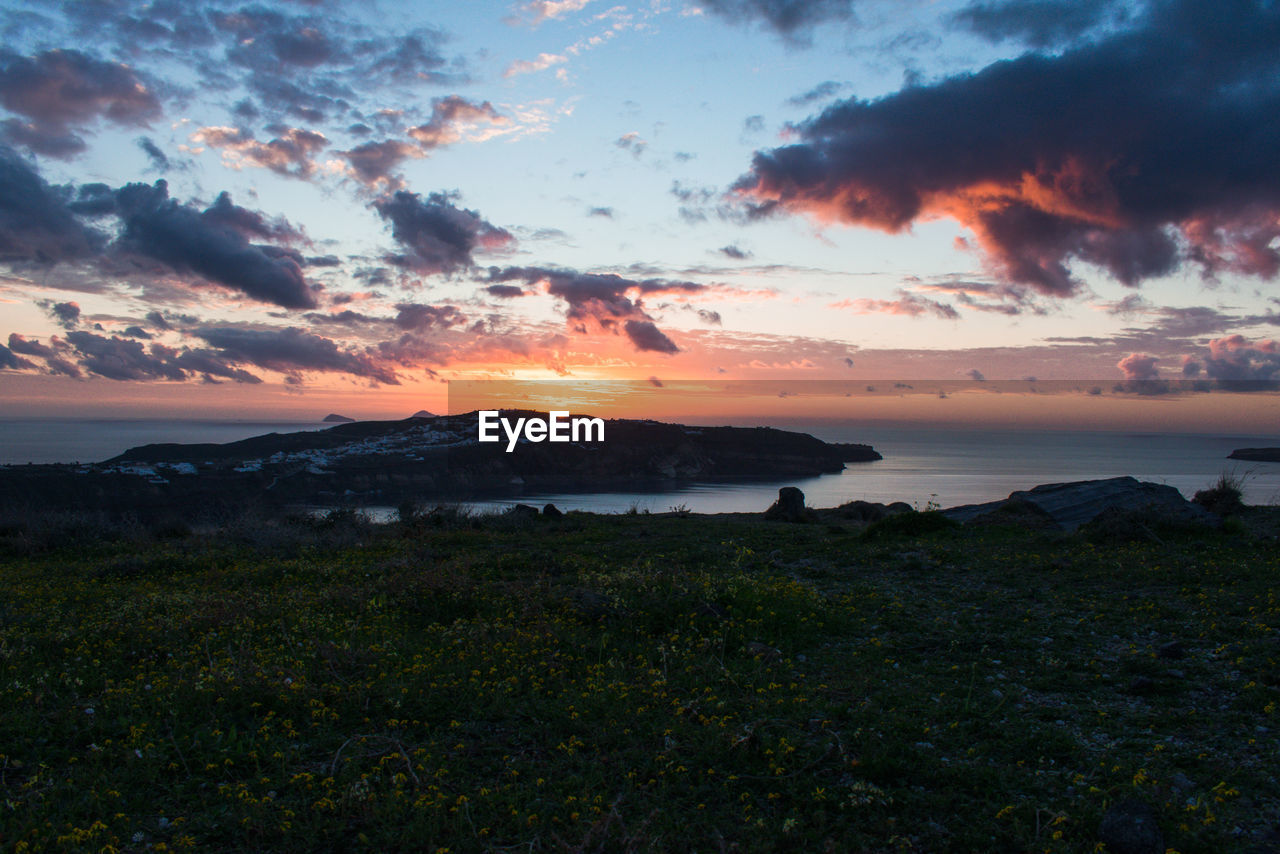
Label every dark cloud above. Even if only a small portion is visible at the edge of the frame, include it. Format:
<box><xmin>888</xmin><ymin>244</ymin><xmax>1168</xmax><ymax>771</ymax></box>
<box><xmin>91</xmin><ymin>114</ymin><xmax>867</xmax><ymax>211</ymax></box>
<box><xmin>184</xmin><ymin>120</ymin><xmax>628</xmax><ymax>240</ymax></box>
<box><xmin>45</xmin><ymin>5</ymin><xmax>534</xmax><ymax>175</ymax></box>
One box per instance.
<box><xmin>486</xmin><ymin>284</ymin><xmax>527</xmax><ymax>298</ymax></box>
<box><xmin>200</xmin><ymin>191</ymin><xmax>304</xmax><ymax>244</ymax></box>
<box><xmin>966</xmin><ymin>368</ymin><xmax>985</xmax><ymax>381</ymax></box>
<box><xmin>112</xmin><ymin>180</ymin><xmax>317</xmax><ymax>309</ymax></box>
<box><xmin>1201</xmin><ymin>335</ymin><xmax>1280</xmax><ymax>381</ymax></box>
<box><xmin>718</xmin><ymin>244</ymin><xmax>751</xmax><ymax>260</ymax></box>
<box><xmin>302</xmin><ymin>309</ymin><xmax>378</xmax><ymax>327</ymax></box>
<box><xmin>136</xmin><ymin>136</ymin><xmax>170</xmax><ymax>171</ymax></box>
<box><xmin>305</xmin><ymin>254</ymin><xmax>342</xmax><ymax>267</ymax></box>
<box><xmin>588</xmin><ymin>206</ymin><xmax>615</xmax><ymax>219</ymax></box>
<box><xmin>735</xmin><ymin>0</ymin><xmax>1280</xmax><ymax>295</ymax></box>
<box><xmin>486</xmin><ymin>265</ymin><xmax>701</xmax><ymax>352</ymax></box>
<box><xmin>193</xmin><ymin>325</ymin><xmax>398</xmax><ymax>384</ymax></box>
<box><xmin>0</xmin><ymin>118</ymin><xmax>85</xmax><ymax>158</ymax></box>
<box><xmin>0</xmin><ymin>146</ymin><xmax>103</xmax><ymax>263</ymax></box>
<box><xmin>44</xmin><ymin>300</ymin><xmax>81</xmax><ymax>328</ymax></box>
<box><xmin>7</xmin><ymin>333</ymin><xmax>58</xmax><ymax>357</ymax></box>
<box><xmin>950</xmin><ymin>0</ymin><xmax>1124</xmax><ymax>47</ymax></box>
<box><xmin>694</xmin><ymin>0</ymin><xmax>856</xmax><ymax>40</ymax></box>
<box><xmin>786</xmin><ymin>80</ymin><xmax>844</xmax><ymax>107</ymax></box>
<box><xmin>393</xmin><ymin>303</ymin><xmax>464</xmax><ymax>330</ymax></box>
<box><xmin>742</xmin><ymin>114</ymin><xmax>765</xmax><ymax>134</ymax></box>
<box><xmin>123</xmin><ymin>325</ymin><xmax>152</xmax><ymax>339</ymax></box>
<box><xmin>0</xmin><ymin>49</ymin><xmax>161</xmax><ymax>154</ymax></box>
<box><xmin>624</xmin><ymin>320</ymin><xmax>679</xmax><ymax>354</ymax></box>
<box><xmin>832</xmin><ymin>290</ymin><xmax>960</xmax><ymax>320</ymax></box>
<box><xmin>374</xmin><ymin>191</ymin><xmax>513</xmax><ymax>275</ymax></box>
<box><xmin>194</xmin><ymin>126</ymin><xmax>328</xmax><ymax>179</ymax></box>
<box><xmin>0</xmin><ymin>341</ymin><xmax>34</xmax><ymax>370</ymax></box>
<box><xmin>64</xmin><ymin>330</ymin><xmax>185</xmax><ymax>381</ymax></box>
<box><xmin>341</xmin><ymin>139</ymin><xmax>419</xmax><ymax>188</ymax></box>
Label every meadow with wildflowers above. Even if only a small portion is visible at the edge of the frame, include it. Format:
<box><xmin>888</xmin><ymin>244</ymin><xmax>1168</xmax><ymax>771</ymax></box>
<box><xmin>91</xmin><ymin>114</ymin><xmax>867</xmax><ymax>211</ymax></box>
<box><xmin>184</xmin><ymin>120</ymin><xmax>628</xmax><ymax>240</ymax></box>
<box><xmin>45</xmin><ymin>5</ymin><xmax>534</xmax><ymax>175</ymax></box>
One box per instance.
<box><xmin>0</xmin><ymin>508</ymin><xmax>1277</xmax><ymax>852</ymax></box>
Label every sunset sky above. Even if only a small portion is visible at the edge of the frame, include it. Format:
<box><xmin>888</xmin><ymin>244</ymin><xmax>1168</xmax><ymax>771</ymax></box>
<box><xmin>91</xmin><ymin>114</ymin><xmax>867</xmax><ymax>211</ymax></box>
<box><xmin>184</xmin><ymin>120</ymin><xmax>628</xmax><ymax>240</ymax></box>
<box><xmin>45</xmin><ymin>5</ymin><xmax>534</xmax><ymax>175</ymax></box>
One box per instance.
<box><xmin>0</xmin><ymin>0</ymin><xmax>1278</xmax><ymax>423</ymax></box>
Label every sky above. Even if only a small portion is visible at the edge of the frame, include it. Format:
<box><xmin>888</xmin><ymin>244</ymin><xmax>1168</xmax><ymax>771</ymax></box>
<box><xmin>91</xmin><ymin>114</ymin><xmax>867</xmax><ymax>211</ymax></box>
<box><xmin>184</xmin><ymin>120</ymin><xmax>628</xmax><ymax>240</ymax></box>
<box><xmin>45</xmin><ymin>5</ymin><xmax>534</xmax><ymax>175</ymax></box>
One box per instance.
<box><xmin>0</xmin><ymin>0</ymin><xmax>1278</xmax><ymax>425</ymax></box>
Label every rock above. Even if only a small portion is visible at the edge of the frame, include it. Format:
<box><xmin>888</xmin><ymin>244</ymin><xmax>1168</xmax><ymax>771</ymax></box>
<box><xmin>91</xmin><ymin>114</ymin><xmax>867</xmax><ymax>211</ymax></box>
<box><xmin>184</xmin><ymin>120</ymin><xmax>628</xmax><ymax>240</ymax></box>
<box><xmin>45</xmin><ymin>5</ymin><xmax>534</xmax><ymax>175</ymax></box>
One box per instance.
<box><xmin>968</xmin><ymin>496</ymin><xmax>1058</xmax><ymax>530</ymax></box>
<box><xmin>1157</xmin><ymin>640</ymin><xmax>1185</xmax><ymax>660</ymax></box>
<box><xmin>568</xmin><ymin>589</ymin><xmax>614</xmax><ymax>621</ymax></box>
<box><xmin>506</xmin><ymin>503</ymin><xmax>540</xmax><ymax>519</ymax></box>
<box><xmin>542</xmin><ymin>503</ymin><xmax>563</xmax><ymax>518</ymax></box>
<box><xmin>942</xmin><ymin>477</ymin><xmax>1220</xmax><ymax>532</ymax></box>
<box><xmin>745</xmin><ymin>641</ymin><xmax>781</xmax><ymax>662</ymax></box>
<box><xmin>1128</xmin><ymin>676</ymin><xmax>1155</xmax><ymax>695</ymax></box>
<box><xmin>832</xmin><ymin>500</ymin><xmax>914</xmax><ymax>522</ymax></box>
<box><xmin>1098</xmin><ymin>798</ymin><xmax>1165</xmax><ymax>854</ymax></box>
<box><xmin>1229</xmin><ymin>447</ymin><xmax>1280</xmax><ymax>462</ymax></box>
<box><xmin>764</xmin><ymin>486</ymin><xmax>810</xmax><ymax>522</ymax></box>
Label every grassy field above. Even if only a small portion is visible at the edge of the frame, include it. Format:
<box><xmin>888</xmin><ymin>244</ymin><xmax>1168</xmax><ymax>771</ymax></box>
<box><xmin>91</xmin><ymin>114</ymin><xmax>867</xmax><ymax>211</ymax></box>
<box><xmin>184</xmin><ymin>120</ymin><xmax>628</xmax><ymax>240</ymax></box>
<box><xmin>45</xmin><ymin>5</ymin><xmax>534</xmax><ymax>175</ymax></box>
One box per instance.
<box><xmin>0</xmin><ymin>508</ymin><xmax>1277</xmax><ymax>852</ymax></box>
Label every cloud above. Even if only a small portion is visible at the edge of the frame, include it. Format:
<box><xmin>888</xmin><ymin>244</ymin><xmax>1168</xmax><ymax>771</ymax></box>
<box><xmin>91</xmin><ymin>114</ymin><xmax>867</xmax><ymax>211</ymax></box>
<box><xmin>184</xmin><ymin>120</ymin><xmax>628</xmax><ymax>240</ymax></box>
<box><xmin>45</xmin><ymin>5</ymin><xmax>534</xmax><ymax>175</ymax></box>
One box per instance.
<box><xmin>509</xmin><ymin>0</ymin><xmax>597</xmax><ymax>26</ymax></box>
<box><xmin>340</xmin><ymin>139</ymin><xmax>421</xmax><ymax>189</ymax></box>
<box><xmin>0</xmin><ymin>341</ymin><xmax>34</xmax><ymax>370</ymax></box>
<box><xmin>734</xmin><ymin>0</ymin><xmax>1280</xmax><ymax>295</ymax></box>
<box><xmin>112</xmin><ymin>180</ymin><xmax>317</xmax><ymax>309</ymax></box>
<box><xmin>0</xmin><ymin>118</ymin><xmax>85</xmax><ymax>158</ymax></box>
<box><xmin>393</xmin><ymin>303</ymin><xmax>464</xmax><ymax>330</ymax></box>
<box><xmin>1202</xmin><ymin>334</ymin><xmax>1280</xmax><ymax>381</ymax></box>
<box><xmin>44</xmin><ymin>300</ymin><xmax>80</xmax><ymax>328</ymax></box>
<box><xmin>1117</xmin><ymin>352</ymin><xmax>1159</xmax><ymax>381</ymax></box>
<box><xmin>966</xmin><ymin>368</ymin><xmax>985</xmax><ymax>381</ymax></box>
<box><xmin>950</xmin><ymin>0</ymin><xmax>1124</xmax><ymax>47</ymax></box>
<box><xmin>0</xmin><ymin>146</ymin><xmax>103</xmax><ymax>263</ymax></box>
<box><xmin>374</xmin><ymin>191</ymin><xmax>514</xmax><ymax>275</ymax></box>
<box><xmin>624</xmin><ymin>319</ymin><xmax>679</xmax><ymax>353</ymax></box>
<box><xmin>615</xmin><ymin>132</ymin><xmax>647</xmax><ymax>158</ymax></box>
<box><xmin>7</xmin><ymin>333</ymin><xmax>58</xmax><ymax>357</ymax></box>
<box><xmin>192</xmin><ymin>325</ymin><xmax>398</xmax><ymax>384</ymax></box>
<box><xmin>0</xmin><ymin>49</ymin><xmax>161</xmax><ymax>155</ymax></box>
<box><xmin>136</xmin><ymin>136</ymin><xmax>170</xmax><ymax>172</ymax></box>
<box><xmin>832</xmin><ymin>290</ymin><xmax>960</xmax><ymax>320</ymax></box>
<box><xmin>192</xmin><ymin>126</ymin><xmax>329</xmax><ymax>179</ymax></box>
<box><xmin>588</xmin><ymin>206</ymin><xmax>615</xmax><ymax>218</ymax></box>
<box><xmin>693</xmin><ymin>0</ymin><xmax>856</xmax><ymax>41</ymax></box>
<box><xmin>486</xmin><ymin>265</ymin><xmax>703</xmax><ymax>352</ymax></box>
<box><xmin>504</xmin><ymin>52</ymin><xmax>567</xmax><ymax>78</ymax></box>
<box><xmin>718</xmin><ymin>244</ymin><xmax>751</xmax><ymax>260</ymax></box>
<box><xmin>486</xmin><ymin>284</ymin><xmax>528</xmax><ymax>298</ymax></box>
<box><xmin>407</xmin><ymin>96</ymin><xmax>510</xmax><ymax>148</ymax></box>
<box><xmin>64</xmin><ymin>330</ymin><xmax>185</xmax><ymax>381</ymax></box>
<box><xmin>786</xmin><ymin>80</ymin><xmax>844</xmax><ymax>107</ymax></box>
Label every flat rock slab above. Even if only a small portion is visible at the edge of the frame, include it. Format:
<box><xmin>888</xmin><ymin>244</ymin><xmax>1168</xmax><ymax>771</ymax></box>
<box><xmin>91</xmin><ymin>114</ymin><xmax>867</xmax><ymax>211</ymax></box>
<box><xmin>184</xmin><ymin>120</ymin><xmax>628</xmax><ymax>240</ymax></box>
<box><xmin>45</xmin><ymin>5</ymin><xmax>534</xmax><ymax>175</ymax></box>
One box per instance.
<box><xmin>941</xmin><ymin>476</ymin><xmax>1214</xmax><ymax>532</ymax></box>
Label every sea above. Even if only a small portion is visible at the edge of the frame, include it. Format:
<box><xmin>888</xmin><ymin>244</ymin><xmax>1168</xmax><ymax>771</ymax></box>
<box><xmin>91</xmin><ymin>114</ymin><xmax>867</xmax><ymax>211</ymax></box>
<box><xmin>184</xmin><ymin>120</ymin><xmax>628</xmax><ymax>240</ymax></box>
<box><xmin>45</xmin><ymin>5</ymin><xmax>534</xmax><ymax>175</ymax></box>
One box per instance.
<box><xmin>1</xmin><ymin>418</ymin><xmax>1277</xmax><ymax>514</ymax></box>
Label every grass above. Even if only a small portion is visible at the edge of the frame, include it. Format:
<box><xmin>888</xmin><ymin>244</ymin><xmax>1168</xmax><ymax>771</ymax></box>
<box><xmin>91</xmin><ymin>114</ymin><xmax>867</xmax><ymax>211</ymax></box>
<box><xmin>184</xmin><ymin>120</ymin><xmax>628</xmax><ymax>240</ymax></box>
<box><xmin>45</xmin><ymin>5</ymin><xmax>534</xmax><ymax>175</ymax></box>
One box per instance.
<box><xmin>0</xmin><ymin>510</ymin><xmax>1277</xmax><ymax>852</ymax></box>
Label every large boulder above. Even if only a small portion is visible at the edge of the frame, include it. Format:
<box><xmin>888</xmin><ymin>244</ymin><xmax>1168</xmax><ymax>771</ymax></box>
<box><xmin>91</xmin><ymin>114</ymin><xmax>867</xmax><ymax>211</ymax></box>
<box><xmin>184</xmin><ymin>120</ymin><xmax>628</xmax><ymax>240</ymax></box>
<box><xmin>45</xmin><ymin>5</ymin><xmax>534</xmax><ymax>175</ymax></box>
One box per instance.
<box><xmin>941</xmin><ymin>477</ymin><xmax>1219</xmax><ymax>532</ymax></box>
<box><xmin>764</xmin><ymin>486</ymin><xmax>811</xmax><ymax>522</ymax></box>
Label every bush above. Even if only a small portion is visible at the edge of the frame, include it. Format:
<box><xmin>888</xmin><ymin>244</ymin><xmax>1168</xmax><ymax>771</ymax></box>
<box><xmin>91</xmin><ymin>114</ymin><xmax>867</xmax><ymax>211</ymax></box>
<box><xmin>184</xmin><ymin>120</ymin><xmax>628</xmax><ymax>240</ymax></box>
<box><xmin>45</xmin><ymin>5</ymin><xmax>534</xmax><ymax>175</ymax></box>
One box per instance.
<box><xmin>861</xmin><ymin>510</ymin><xmax>958</xmax><ymax>540</ymax></box>
<box><xmin>1193</xmin><ymin>470</ymin><xmax>1247</xmax><ymax>517</ymax></box>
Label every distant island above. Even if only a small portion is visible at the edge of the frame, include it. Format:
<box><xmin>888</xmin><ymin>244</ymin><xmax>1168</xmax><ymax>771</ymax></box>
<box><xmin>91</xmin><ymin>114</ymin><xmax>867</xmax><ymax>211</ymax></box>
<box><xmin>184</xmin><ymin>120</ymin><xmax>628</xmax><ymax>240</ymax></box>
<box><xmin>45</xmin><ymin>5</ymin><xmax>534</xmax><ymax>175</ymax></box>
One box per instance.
<box><xmin>0</xmin><ymin>412</ymin><xmax>881</xmax><ymax>518</ymax></box>
<box><xmin>410</xmin><ymin>410</ymin><xmax>435</xmax><ymax>418</ymax></box>
<box><xmin>1229</xmin><ymin>447</ymin><xmax>1280</xmax><ymax>461</ymax></box>
<box><xmin>322</xmin><ymin>413</ymin><xmax>356</xmax><ymax>423</ymax></box>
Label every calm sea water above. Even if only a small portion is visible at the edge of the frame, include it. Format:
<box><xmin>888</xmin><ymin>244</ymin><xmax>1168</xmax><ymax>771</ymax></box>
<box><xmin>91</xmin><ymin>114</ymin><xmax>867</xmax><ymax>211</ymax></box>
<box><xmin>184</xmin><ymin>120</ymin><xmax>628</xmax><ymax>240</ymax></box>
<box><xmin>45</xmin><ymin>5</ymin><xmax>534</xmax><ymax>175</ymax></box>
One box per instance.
<box><xmin>1</xmin><ymin>419</ymin><xmax>1277</xmax><ymax>512</ymax></box>
<box><xmin>449</xmin><ymin>424</ymin><xmax>1280</xmax><ymax>515</ymax></box>
<box><xmin>0</xmin><ymin>419</ymin><xmax>329</xmax><ymax>465</ymax></box>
